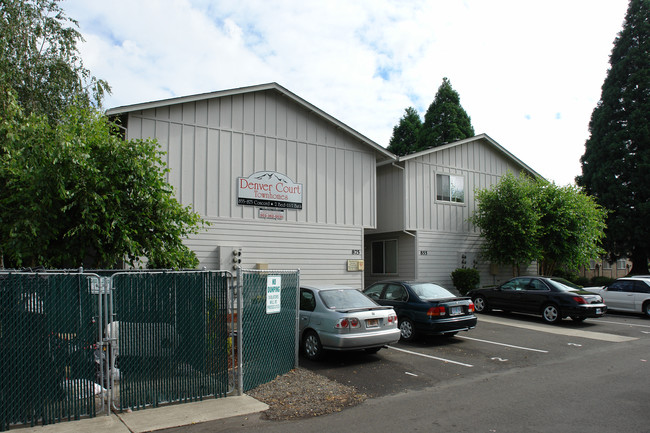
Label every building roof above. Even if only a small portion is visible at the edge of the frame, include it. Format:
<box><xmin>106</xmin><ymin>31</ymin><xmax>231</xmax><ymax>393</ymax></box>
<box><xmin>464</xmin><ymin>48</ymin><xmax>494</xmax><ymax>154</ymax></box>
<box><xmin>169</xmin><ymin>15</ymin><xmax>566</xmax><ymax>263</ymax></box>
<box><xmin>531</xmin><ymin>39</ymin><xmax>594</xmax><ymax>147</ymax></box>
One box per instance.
<box><xmin>106</xmin><ymin>82</ymin><xmax>396</xmax><ymax>161</ymax></box>
<box><xmin>396</xmin><ymin>133</ymin><xmax>543</xmax><ymax>179</ymax></box>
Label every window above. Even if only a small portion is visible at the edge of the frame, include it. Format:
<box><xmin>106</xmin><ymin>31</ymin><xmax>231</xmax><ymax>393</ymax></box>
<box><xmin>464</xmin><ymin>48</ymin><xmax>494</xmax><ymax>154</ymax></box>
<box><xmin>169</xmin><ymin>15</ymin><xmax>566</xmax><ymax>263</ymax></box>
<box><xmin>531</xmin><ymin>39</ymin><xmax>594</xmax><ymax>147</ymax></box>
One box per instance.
<box><xmin>300</xmin><ymin>288</ymin><xmax>316</xmax><ymax>311</ymax></box>
<box><xmin>371</xmin><ymin>240</ymin><xmax>398</xmax><ymax>274</ymax></box>
<box><xmin>603</xmin><ymin>260</ymin><xmax>612</xmax><ymax>270</ymax></box>
<box><xmin>384</xmin><ymin>284</ymin><xmax>408</xmax><ymax>302</ymax></box>
<box><xmin>589</xmin><ymin>259</ymin><xmax>596</xmax><ymax>270</ymax></box>
<box><xmin>436</xmin><ymin>174</ymin><xmax>464</xmax><ymax>203</ymax></box>
<box><xmin>617</xmin><ymin>259</ymin><xmax>627</xmax><ymax>270</ymax></box>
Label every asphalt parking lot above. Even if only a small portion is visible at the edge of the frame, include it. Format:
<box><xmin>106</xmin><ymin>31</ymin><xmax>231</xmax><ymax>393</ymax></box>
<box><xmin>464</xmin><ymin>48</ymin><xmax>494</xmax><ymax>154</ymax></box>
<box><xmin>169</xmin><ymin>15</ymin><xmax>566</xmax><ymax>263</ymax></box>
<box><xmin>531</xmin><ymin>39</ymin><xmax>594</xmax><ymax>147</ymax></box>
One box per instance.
<box><xmin>300</xmin><ymin>310</ymin><xmax>649</xmax><ymax>398</ymax></box>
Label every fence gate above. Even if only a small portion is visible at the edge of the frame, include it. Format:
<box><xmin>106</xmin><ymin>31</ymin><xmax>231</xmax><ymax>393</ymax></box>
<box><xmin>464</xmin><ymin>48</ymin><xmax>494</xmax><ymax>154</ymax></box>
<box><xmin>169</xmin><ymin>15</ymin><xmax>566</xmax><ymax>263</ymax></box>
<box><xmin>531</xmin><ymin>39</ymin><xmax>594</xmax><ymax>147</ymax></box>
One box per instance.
<box><xmin>0</xmin><ymin>270</ymin><xmax>233</xmax><ymax>431</ymax></box>
<box><xmin>237</xmin><ymin>269</ymin><xmax>300</xmax><ymax>392</ymax></box>
<box><xmin>0</xmin><ymin>272</ymin><xmax>100</xmax><ymax>430</ymax></box>
<box><xmin>101</xmin><ymin>271</ymin><xmax>232</xmax><ymax>411</ymax></box>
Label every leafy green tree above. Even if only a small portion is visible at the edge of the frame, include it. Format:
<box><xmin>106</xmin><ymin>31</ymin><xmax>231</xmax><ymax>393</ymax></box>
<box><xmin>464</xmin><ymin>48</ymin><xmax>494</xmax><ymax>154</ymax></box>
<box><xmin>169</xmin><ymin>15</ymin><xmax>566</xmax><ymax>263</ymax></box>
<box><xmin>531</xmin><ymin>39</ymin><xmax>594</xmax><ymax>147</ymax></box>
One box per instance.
<box><xmin>577</xmin><ymin>0</ymin><xmax>650</xmax><ymax>274</ymax></box>
<box><xmin>387</xmin><ymin>107</ymin><xmax>422</xmax><ymax>156</ymax></box>
<box><xmin>0</xmin><ymin>90</ymin><xmax>205</xmax><ymax>269</ymax></box>
<box><xmin>535</xmin><ymin>183</ymin><xmax>607</xmax><ymax>276</ymax></box>
<box><xmin>470</xmin><ymin>173</ymin><xmax>540</xmax><ymax>276</ymax></box>
<box><xmin>418</xmin><ymin>77</ymin><xmax>475</xmax><ymax>150</ymax></box>
<box><xmin>0</xmin><ymin>0</ymin><xmax>109</xmax><ymax>120</ymax></box>
<box><xmin>471</xmin><ymin>173</ymin><xmax>608</xmax><ymax>276</ymax></box>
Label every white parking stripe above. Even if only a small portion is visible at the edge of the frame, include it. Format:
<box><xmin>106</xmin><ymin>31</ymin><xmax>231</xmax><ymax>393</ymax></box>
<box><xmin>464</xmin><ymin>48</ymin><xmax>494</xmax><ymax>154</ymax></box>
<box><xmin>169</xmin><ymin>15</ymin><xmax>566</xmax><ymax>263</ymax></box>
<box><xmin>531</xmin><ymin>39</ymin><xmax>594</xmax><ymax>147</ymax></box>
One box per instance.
<box><xmin>596</xmin><ymin>319</ymin><xmax>650</xmax><ymax>328</ymax></box>
<box><xmin>388</xmin><ymin>346</ymin><xmax>474</xmax><ymax>367</ymax></box>
<box><xmin>457</xmin><ymin>335</ymin><xmax>548</xmax><ymax>353</ymax></box>
<box><xmin>478</xmin><ymin>315</ymin><xmax>637</xmax><ymax>342</ymax></box>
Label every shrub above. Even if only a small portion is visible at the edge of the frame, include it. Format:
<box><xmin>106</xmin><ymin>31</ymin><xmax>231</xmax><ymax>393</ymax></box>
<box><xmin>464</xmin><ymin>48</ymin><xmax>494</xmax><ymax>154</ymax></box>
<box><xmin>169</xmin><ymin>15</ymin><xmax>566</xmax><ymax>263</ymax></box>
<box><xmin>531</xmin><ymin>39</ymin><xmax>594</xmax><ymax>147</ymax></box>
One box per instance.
<box><xmin>574</xmin><ymin>277</ymin><xmax>590</xmax><ymax>287</ymax></box>
<box><xmin>590</xmin><ymin>276</ymin><xmax>614</xmax><ymax>287</ymax></box>
<box><xmin>451</xmin><ymin>268</ymin><xmax>480</xmax><ymax>295</ymax></box>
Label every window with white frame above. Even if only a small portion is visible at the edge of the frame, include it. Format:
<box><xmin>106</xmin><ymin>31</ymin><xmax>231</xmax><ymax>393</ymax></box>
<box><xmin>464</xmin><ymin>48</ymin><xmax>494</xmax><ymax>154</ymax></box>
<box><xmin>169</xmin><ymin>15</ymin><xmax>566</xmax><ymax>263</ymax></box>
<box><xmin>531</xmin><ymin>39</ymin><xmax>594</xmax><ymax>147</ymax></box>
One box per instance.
<box><xmin>603</xmin><ymin>260</ymin><xmax>612</xmax><ymax>270</ymax></box>
<box><xmin>589</xmin><ymin>259</ymin><xmax>596</xmax><ymax>270</ymax></box>
<box><xmin>371</xmin><ymin>239</ymin><xmax>398</xmax><ymax>274</ymax></box>
<box><xmin>617</xmin><ymin>259</ymin><xmax>627</xmax><ymax>270</ymax></box>
<box><xmin>436</xmin><ymin>174</ymin><xmax>465</xmax><ymax>203</ymax></box>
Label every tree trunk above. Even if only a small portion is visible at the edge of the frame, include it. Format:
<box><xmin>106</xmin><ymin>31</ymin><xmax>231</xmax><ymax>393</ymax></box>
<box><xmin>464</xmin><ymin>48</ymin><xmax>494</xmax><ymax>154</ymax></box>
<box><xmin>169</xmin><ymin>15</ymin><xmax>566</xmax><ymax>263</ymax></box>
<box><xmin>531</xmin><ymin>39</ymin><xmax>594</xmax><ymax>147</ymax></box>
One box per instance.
<box><xmin>629</xmin><ymin>248</ymin><xmax>649</xmax><ymax>275</ymax></box>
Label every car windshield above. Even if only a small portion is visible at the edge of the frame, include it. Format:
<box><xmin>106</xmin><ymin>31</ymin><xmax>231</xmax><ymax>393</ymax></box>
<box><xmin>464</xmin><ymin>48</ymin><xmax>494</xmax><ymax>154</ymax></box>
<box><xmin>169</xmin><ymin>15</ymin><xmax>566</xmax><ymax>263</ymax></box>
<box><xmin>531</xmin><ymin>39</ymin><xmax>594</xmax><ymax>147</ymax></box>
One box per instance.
<box><xmin>319</xmin><ymin>289</ymin><xmax>377</xmax><ymax>309</ymax></box>
<box><xmin>547</xmin><ymin>278</ymin><xmax>581</xmax><ymax>292</ymax></box>
<box><xmin>410</xmin><ymin>283</ymin><xmax>455</xmax><ymax>300</ymax></box>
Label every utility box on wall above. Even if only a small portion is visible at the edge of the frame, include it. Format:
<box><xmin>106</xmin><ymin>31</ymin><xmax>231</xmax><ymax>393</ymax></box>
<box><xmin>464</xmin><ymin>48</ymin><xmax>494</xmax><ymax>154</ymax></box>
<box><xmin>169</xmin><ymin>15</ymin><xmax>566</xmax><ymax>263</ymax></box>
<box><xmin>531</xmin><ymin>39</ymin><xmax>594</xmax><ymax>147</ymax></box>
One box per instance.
<box><xmin>216</xmin><ymin>246</ymin><xmax>243</xmax><ymax>271</ymax></box>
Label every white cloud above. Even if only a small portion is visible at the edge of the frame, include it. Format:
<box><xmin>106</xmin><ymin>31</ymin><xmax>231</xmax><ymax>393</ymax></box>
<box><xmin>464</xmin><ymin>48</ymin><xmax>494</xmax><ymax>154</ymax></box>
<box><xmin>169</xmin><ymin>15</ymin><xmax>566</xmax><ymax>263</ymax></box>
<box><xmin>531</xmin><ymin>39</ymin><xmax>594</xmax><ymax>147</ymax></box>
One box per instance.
<box><xmin>63</xmin><ymin>0</ymin><xmax>629</xmax><ymax>185</ymax></box>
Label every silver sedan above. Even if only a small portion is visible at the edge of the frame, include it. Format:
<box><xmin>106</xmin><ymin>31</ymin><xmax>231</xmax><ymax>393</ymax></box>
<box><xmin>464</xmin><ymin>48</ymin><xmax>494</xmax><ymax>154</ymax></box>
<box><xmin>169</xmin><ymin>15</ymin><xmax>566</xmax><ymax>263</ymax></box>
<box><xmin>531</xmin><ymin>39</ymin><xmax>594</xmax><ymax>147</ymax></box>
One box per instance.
<box><xmin>299</xmin><ymin>286</ymin><xmax>401</xmax><ymax>361</ymax></box>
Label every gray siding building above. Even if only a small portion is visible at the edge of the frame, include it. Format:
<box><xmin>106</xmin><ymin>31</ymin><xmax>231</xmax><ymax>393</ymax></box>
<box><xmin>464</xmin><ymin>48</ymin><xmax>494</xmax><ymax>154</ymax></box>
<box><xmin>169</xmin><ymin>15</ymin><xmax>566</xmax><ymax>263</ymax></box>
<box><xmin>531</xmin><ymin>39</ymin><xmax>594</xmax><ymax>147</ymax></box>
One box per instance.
<box><xmin>107</xmin><ymin>83</ymin><xmax>394</xmax><ymax>288</ymax></box>
<box><xmin>364</xmin><ymin>134</ymin><xmax>540</xmax><ymax>289</ymax></box>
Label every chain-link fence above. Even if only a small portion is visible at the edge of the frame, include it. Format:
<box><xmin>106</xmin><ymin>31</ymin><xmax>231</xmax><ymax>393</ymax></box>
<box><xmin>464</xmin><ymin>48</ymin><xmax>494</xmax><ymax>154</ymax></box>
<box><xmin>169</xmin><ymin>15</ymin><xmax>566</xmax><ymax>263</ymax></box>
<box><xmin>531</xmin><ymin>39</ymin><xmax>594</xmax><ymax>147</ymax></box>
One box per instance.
<box><xmin>0</xmin><ymin>272</ymin><xmax>100</xmax><ymax>431</ymax></box>
<box><xmin>1</xmin><ymin>268</ymin><xmax>300</xmax><ymax>430</ymax></box>
<box><xmin>238</xmin><ymin>269</ymin><xmax>300</xmax><ymax>392</ymax></box>
<box><xmin>112</xmin><ymin>271</ymin><xmax>231</xmax><ymax>410</ymax></box>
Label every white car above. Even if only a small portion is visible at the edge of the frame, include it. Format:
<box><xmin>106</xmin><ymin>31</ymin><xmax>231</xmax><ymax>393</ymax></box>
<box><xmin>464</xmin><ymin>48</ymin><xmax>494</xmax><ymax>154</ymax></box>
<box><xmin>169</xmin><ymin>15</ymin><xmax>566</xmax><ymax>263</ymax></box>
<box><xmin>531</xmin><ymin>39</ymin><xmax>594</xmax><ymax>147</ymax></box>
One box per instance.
<box><xmin>299</xmin><ymin>286</ymin><xmax>401</xmax><ymax>360</ymax></box>
<box><xmin>585</xmin><ymin>277</ymin><xmax>650</xmax><ymax>317</ymax></box>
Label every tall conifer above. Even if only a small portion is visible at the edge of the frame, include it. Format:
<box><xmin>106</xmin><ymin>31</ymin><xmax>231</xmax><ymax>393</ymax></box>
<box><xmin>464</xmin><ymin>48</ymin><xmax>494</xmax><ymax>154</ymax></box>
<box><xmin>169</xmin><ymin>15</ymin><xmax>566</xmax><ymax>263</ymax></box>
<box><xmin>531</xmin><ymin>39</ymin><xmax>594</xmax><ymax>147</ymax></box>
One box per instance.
<box><xmin>577</xmin><ymin>0</ymin><xmax>650</xmax><ymax>274</ymax></box>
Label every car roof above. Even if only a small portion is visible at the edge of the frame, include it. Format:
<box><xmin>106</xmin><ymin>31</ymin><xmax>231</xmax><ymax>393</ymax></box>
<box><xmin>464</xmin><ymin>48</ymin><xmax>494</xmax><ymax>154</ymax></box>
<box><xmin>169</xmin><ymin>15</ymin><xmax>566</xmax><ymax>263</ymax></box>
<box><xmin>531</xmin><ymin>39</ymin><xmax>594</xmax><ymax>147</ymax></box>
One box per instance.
<box><xmin>301</xmin><ymin>285</ymin><xmax>358</xmax><ymax>292</ymax></box>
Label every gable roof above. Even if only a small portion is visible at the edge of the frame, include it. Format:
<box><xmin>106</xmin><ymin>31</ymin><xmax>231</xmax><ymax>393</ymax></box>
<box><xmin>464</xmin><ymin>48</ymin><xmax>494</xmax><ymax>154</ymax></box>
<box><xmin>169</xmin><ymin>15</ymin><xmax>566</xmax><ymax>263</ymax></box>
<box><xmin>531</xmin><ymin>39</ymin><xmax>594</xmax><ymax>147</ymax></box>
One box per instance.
<box><xmin>106</xmin><ymin>82</ymin><xmax>396</xmax><ymax>161</ymax></box>
<box><xmin>396</xmin><ymin>133</ymin><xmax>542</xmax><ymax>179</ymax></box>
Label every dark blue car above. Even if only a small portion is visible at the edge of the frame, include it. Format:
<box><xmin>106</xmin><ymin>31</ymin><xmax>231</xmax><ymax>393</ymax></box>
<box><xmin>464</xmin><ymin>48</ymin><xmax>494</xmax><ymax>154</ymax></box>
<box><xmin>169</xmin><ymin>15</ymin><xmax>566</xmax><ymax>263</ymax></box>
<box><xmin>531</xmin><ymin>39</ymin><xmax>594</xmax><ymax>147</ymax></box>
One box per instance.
<box><xmin>363</xmin><ymin>281</ymin><xmax>477</xmax><ymax>341</ymax></box>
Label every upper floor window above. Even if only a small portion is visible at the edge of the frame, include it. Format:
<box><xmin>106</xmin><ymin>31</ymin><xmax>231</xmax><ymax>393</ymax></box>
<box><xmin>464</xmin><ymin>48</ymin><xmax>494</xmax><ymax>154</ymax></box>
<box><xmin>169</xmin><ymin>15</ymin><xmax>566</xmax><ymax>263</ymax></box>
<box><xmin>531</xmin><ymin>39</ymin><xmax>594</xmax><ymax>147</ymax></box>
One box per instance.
<box><xmin>436</xmin><ymin>174</ymin><xmax>464</xmax><ymax>203</ymax></box>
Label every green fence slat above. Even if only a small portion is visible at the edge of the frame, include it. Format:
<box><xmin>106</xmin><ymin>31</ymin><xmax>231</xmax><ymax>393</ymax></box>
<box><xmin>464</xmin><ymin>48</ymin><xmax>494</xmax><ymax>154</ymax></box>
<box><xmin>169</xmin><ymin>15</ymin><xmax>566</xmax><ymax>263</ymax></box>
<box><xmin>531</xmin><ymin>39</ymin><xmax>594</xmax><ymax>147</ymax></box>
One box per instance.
<box><xmin>241</xmin><ymin>271</ymin><xmax>299</xmax><ymax>392</ymax></box>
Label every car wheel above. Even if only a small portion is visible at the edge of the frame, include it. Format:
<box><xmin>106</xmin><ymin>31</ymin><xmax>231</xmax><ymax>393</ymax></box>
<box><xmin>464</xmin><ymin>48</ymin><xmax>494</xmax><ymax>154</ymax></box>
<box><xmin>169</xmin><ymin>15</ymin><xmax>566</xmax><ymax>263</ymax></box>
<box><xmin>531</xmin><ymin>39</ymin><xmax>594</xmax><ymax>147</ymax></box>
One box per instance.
<box><xmin>364</xmin><ymin>347</ymin><xmax>381</xmax><ymax>354</ymax></box>
<box><xmin>399</xmin><ymin>318</ymin><xmax>416</xmax><ymax>341</ymax></box>
<box><xmin>571</xmin><ymin>316</ymin><xmax>586</xmax><ymax>323</ymax></box>
<box><xmin>643</xmin><ymin>301</ymin><xmax>650</xmax><ymax>318</ymax></box>
<box><xmin>542</xmin><ymin>304</ymin><xmax>561</xmax><ymax>324</ymax></box>
<box><xmin>303</xmin><ymin>330</ymin><xmax>323</xmax><ymax>361</ymax></box>
<box><xmin>473</xmin><ymin>295</ymin><xmax>490</xmax><ymax>313</ymax></box>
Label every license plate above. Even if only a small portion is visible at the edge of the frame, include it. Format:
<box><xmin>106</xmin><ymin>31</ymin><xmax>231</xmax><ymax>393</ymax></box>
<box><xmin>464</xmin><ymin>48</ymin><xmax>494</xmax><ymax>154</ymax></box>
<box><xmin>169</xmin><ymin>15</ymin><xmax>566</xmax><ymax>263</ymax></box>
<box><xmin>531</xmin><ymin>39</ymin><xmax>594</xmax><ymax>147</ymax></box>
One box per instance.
<box><xmin>366</xmin><ymin>318</ymin><xmax>379</xmax><ymax>328</ymax></box>
<box><xmin>451</xmin><ymin>306</ymin><xmax>463</xmax><ymax>316</ymax></box>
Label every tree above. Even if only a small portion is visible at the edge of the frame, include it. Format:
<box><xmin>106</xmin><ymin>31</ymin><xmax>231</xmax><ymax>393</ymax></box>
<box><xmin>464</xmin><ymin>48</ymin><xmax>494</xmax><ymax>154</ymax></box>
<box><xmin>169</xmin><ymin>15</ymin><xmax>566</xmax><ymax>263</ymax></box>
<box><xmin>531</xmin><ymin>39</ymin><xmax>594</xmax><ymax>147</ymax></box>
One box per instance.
<box><xmin>535</xmin><ymin>183</ymin><xmax>607</xmax><ymax>276</ymax></box>
<box><xmin>0</xmin><ymin>0</ymin><xmax>109</xmax><ymax>121</ymax></box>
<box><xmin>577</xmin><ymin>0</ymin><xmax>650</xmax><ymax>274</ymax></box>
<box><xmin>470</xmin><ymin>173</ymin><xmax>540</xmax><ymax>276</ymax></box>
<box><xmin>0</xmin><ymin>92</ymin><xmax>205</xmax><ymax>269</ymax></box>
<box><xmin>387</xmin><ymin>107</ymin><xmax>422</xmax><ymax>156</ymax></box>
<box><xmin>418</xmin><ymin>77</ymin><xmax>475</xmax><ymax>150</ymax></box>
<box><xmin>471</xmin><ymin>173</ymin><xmax>608</xmax><ymax>276</ymax></box>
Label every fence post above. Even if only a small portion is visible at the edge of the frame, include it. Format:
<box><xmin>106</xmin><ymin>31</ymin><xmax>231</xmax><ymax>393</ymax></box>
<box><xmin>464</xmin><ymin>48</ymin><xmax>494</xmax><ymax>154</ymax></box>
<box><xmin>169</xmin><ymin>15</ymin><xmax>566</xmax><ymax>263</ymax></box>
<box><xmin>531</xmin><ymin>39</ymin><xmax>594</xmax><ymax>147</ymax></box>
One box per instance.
<box><xmin>294</xmin><ymin>270</ymin><xmax>301</xmax><ymax>368</ymax></box>
<box><xmin>236</xmin><ymin>267</ymin><xmax>243</xmax><ymax>396</ymax></box>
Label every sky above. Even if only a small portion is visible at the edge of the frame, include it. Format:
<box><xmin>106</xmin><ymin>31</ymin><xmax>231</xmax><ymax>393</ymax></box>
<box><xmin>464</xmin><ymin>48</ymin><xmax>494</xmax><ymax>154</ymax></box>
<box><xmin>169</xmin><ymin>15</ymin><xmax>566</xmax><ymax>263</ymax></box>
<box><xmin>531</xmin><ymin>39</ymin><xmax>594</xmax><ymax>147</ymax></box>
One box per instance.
<box><xmin>62</xmin><ymin>0</ymin><xmax>630</xmax><ymax>186</ymax></box>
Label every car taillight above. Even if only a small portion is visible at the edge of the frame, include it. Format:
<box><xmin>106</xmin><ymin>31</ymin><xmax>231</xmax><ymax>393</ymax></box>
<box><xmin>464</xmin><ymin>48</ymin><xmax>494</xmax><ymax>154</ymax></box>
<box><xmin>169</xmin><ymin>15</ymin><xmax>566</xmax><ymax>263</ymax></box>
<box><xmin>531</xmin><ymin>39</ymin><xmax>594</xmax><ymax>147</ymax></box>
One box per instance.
<box><xmin>427</xmin><ymin>306</ymin><xmax>446</xmax><ymax>317</ymax></box>
<box><xmin>468</xmin><ymin>301</ymin><xmax>475</xmax><ymax>313</ymax></box>
<box><xmin>573</xmin><ymin>296</ymin><xmax>587</xmax><ymax>304</ymax></box>
<box><xmin>387</xmin><ymin>314</ymin><xmax>397</xmax><ymax>324</ymax></box>
<box><xmin>335</xmin><ymin>317</ymin><xmax>360</xmax><ymax>328</ymax></box>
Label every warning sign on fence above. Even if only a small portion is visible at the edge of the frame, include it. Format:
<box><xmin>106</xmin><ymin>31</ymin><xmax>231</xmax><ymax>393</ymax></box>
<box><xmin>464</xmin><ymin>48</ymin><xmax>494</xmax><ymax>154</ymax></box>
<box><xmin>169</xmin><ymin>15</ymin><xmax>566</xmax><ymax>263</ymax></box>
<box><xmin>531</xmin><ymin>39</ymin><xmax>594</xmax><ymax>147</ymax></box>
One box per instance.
<box><xmin>266</xmin><ymin>275</ymin><xmax>282</xmax><ymax>314</ymax></box>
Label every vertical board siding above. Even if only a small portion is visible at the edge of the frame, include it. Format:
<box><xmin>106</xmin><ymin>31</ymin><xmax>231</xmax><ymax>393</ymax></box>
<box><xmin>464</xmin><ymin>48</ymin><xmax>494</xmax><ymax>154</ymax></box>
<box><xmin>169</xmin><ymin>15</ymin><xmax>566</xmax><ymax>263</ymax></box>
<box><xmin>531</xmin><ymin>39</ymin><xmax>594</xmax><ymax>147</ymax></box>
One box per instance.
<box><xmin>186</xmin><ymin>219</ymin><xmax>366</xmax><ymax>288</ymax></box>
<box><xmin>375</xmin><ymin>165</ymin><xmax>404</xmax><ymax>232</ymax></box>
<box><xmin>125</xmin><ymin>88</ymin><xmax>378</xmax><ymax>228</ymax></box>
<box><xmin>403</xmin><ymin>138</ymin><xmax>526</xmax><ymax>234</ymax></box>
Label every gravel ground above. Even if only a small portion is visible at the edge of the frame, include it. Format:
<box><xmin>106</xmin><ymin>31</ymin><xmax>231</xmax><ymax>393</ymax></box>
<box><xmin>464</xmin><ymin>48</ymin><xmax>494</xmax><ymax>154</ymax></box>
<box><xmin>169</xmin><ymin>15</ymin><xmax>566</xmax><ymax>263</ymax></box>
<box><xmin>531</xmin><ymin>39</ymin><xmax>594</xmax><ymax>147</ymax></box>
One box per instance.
<box><xmin>247</xmin><ymin>368</ymin><xmax>366</xmax><ymax>420</ymax></box>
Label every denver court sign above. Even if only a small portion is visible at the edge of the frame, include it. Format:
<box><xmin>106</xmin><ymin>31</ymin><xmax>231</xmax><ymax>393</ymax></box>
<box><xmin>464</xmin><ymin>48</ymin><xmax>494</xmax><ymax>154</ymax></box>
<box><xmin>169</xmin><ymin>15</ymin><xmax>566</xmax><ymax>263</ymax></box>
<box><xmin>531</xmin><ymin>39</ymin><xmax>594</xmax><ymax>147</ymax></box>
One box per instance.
<box><xmin>237</xmin><ymin>171</ymin><xmax>303</xmax><ymax>209</ymax></box>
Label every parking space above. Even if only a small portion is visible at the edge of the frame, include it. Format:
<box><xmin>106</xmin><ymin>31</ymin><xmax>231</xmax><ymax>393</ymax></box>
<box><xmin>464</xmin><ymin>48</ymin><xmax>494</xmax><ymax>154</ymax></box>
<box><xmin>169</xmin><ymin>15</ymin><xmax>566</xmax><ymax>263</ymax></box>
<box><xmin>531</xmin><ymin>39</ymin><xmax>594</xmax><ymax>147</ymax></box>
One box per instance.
<box><xmin>301</xmin><ymin>310</ymin><xmax>649</xmax><ymax>397</ymax></box>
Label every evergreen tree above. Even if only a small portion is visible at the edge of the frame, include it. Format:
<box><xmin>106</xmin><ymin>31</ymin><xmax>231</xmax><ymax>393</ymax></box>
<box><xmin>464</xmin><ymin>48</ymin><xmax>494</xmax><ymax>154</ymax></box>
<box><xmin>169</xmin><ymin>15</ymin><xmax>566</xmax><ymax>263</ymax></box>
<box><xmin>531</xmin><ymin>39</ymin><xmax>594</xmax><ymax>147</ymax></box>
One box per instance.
<box><xmin>418</xmin><ymin>77</ymin><xmax>475</xmax><ymax>150</ymax></box>
<box><xmin>577</xmin><ymin>0</ymin><xmax>650</xmax><ymax>274</ymax></box>
<box><xmin>387</xmin><ymin>107</ymin><xmax>422</xmax><ymax>156</ymax></box>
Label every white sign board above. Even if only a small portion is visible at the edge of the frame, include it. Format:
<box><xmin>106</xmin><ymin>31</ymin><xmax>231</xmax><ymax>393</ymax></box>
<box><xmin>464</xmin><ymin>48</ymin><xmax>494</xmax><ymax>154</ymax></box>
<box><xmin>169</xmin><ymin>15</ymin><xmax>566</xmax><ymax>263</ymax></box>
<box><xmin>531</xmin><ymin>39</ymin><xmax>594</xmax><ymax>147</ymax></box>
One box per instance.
<box><xmin>266</xmin><ymin>275</ymin><xmax>282</xmax><ymax>314</ymax></box>
<box><xmin>238</xmin><ymin>171</ymin><xmax>303</xmax><ymax>209</ymax></box>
